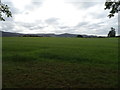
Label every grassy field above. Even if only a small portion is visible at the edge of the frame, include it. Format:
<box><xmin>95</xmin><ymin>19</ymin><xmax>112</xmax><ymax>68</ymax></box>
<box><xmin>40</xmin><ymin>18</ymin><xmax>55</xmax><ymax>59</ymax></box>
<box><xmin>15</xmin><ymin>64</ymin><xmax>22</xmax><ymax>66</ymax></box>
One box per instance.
<box><xmin>2</xmin><ymin>37</ymin><xmax>118</xmax><ymax>88</ymax></box>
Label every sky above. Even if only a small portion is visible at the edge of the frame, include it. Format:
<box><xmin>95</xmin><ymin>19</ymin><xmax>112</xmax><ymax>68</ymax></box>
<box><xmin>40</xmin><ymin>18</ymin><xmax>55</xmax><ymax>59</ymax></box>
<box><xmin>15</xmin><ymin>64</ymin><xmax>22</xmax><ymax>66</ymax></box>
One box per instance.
<box><xmin>0</xmin><ymin>0</ymin><xmax>119</xmax><ymax>36</ymax></box>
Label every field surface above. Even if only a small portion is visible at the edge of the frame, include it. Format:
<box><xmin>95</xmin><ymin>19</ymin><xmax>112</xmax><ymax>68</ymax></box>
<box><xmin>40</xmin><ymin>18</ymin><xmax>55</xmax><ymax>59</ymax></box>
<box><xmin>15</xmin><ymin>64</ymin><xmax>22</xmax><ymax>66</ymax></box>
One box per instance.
<box><xmin>2</xmin><ymin>37</ymin><xmax>118</xmax><ymax>88</ymax></box>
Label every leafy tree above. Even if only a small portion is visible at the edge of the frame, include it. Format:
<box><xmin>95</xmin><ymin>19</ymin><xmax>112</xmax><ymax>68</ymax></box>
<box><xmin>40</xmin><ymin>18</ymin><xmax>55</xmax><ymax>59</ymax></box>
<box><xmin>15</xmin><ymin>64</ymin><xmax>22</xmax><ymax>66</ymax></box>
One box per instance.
<box><xmin>105</xmin><ymin>0</ymin><xmax>120</xmax><ymax>18</ymax></box>
<box><xmin>0</xmin><ymin>0</ymin><xmax>12</xmax><ymax>21</ymax></box>
<box><xmin>77</xmin><ymin>35</ymin><xmax>83</xmax><ymax>38</ymax></box>
<box><xmin>108</xmin><ymin>27</ymin><xmax>116</xmax><ymax>37</ymax></box>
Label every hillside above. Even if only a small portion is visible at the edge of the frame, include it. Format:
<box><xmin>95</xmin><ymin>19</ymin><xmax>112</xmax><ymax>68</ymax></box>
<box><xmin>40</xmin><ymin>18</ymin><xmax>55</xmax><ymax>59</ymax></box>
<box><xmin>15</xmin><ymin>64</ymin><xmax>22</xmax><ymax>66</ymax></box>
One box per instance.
<box><xmin>1</xmin><ymin>31</ymin><xmax>100</xmax><ymax>38</ymax></box>
<box><xmin>1</xmin><ymin>31</ymin><xmax>23</xmax><ymax>37</ymax></box>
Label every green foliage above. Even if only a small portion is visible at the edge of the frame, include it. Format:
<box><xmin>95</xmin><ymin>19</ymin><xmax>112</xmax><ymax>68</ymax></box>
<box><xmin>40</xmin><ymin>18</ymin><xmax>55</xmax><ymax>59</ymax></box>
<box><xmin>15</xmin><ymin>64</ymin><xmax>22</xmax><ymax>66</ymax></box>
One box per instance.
<box><xmin>108</xmin><ymin>27</ymin><xmax>116</xmax><ymax>37</ymax></box>
<box><xmin>0</xmin><ymin>1</ymin><xmax>12</xmax><ymax>21</ymax></box>
<box><xmin>105</xmin><ymin>0</ymin><xmax>120</xmax><ymax>18</ymax></box>
<box><xmin>2</xmin><ymin>37</ymin><xmax>118</xmax><ymax>88</ymax></box>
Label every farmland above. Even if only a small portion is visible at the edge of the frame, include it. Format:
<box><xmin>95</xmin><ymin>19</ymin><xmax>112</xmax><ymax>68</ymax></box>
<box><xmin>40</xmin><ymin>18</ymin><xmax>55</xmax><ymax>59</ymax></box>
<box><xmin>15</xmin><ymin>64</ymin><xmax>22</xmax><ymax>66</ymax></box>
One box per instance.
<box><xmin>2</xmin><ymin>37</ymin><xmax>118</xmax><ymax>88</ymax></box>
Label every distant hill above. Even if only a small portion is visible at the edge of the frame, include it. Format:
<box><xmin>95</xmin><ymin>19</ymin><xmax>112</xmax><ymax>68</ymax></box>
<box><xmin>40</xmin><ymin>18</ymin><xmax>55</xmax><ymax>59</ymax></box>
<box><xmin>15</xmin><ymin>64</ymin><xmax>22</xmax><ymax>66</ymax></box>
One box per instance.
<box><xmin>1</xmin><ymin>31</ymin><xmax>103</xmax><ymax>38</ymax></box>
<box><xmin>1</xmin><ymin>31</ymin><xmax>23</xmax><ymax>37</ymax></box>
<box><xmin>56</xmin><ymin>33</ymin><xmax>77</xmax><ymax>37</ymax></box>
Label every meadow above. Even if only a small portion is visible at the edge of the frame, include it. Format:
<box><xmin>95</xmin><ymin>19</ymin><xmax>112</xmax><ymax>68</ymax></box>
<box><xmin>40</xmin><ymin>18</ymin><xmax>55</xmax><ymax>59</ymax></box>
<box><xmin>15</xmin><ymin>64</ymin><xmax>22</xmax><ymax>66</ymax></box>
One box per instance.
<box><xmin>2</xmin><ymin>37</ymin><xmax>118</xmax><ymax>88</ymax></box>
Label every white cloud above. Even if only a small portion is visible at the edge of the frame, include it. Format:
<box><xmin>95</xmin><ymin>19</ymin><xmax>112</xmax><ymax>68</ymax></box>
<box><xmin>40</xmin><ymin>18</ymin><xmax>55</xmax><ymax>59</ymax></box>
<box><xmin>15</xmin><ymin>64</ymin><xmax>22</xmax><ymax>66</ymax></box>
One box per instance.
<box><xmin>1</xmin><ymin>0</ymin><xmax>118</xmax><ymax>36</ymax></box>
<box><xmin>13</xmin><ymin>0</ymin><xmax>84</xmax><ymax>26</ymax></box>
<box><xmin>9</xmin><ymin>0</ymin><xmax>32</xmax><ymax>11</ymax></box>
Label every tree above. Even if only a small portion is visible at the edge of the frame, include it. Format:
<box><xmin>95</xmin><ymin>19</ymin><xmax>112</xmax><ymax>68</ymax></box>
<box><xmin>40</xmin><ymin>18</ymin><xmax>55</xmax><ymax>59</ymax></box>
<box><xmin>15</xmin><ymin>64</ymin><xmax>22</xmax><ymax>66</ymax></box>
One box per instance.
<box><xmin>77</xmin><ymin>35</ymin><xmax>83</xmax><ymax>38</ymax></box>
<box><xmin>0</xmin><ymin>0</ymin><xmax>12</xmax><ymax>21</ymax></box>
<box><xmin>108</xmin><ymin>27</ymin><xmax>116</xmax><ymax>37</ymax></box>
<box><xmin>105</xmin><ymin>0</ymin><xmax>120</xmax><ymax>18</ymax></box>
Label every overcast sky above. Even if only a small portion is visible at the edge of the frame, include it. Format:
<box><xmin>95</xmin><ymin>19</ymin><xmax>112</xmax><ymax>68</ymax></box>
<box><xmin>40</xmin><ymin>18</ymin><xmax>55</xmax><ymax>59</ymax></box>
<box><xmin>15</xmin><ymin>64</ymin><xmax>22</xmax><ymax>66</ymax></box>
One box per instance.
<box><xmin>0</xmin><ymin>0</ymin><xmax>118</xmax><ymax>36</ymax></box>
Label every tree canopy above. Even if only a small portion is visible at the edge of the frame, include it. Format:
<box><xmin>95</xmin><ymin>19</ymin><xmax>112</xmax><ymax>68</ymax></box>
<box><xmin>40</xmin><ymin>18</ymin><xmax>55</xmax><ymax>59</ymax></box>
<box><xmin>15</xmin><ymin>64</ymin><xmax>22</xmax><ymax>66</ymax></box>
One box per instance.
<box><xmin>108</xmin><ymin>27</ymin><xmax>116</xmax><ymax>37</ymax></box>
<box><xmin>0</xmin><ymin>0</ymin><xmax>12</xmax><ymax>21</ymax></box>
<box><xmin>105</xmin><ymin>0</ymin><xmax>120</xmax><ymax>18</ymax></box>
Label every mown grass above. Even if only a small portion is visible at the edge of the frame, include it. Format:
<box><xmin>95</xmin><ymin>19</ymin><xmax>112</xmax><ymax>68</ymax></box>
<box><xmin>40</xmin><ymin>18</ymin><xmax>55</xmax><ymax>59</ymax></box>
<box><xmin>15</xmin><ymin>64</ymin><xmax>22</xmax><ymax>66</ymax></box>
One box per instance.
<box><xmin>2</xmin><ymin>37</ymin><xmax>118</xmax><ymax>88</ymax></box>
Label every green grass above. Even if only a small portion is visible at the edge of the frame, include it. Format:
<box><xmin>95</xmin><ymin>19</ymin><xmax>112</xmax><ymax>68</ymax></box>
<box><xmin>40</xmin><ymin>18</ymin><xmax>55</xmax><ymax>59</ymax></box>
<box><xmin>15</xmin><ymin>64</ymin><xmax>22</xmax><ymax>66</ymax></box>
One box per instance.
<box><xmin>2</xmin><ymin>37</ymin><xmax>118</xmax><ymax>88</ymax></box>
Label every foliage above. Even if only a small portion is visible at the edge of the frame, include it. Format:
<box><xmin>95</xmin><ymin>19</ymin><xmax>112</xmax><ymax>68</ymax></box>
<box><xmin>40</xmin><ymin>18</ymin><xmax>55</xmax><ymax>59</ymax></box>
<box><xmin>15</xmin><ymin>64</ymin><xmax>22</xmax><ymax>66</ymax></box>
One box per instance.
<box><xmin>0</xmin><ymin>1</ymin><xmax>12</xmax><ymax>21</ymax></box>
<box><xmin>108</xmin><ymin>27</ymin><xmax>116</xmax><ymax>37</ymax></box>
<box><xmin>105</xmin><ymin>0</ymin><xmax>120</xmax><ymax>18</ymax></box>
<box><xmin>77</xmin><ymin>35</ymin><xmax>83</xmax><ymax>38</ymax></box>
<box><xmin>22</xmin><ymin>34</ymin><xmax>42</xmax><ymax>37</ymax></box>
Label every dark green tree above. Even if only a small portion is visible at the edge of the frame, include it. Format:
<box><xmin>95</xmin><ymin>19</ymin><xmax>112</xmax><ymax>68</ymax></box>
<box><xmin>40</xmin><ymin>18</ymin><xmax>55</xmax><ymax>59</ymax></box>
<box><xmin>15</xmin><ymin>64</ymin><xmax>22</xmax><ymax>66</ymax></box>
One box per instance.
<box><xmin>105</xmin><ymin>0</ymin><xmax>120</xmax><ymax>18</ymax></box>
<box><xmin>108</xmin><ymin>27</ymin><xmax>116</xmax><ymax>37</ymax></box>
<box><xmin>0</xmin><ymin>0</ymin><xmax>12</xmax><ymax>21</ymax></box>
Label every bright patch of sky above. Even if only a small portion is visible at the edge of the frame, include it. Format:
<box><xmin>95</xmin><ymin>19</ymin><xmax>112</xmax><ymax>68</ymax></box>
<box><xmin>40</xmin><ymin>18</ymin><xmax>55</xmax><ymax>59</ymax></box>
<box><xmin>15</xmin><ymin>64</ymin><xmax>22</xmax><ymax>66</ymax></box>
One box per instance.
<box><xmin>0</xmin><ymin>0</ymin><xmax>118</xmax><ymax>36</ymax></box>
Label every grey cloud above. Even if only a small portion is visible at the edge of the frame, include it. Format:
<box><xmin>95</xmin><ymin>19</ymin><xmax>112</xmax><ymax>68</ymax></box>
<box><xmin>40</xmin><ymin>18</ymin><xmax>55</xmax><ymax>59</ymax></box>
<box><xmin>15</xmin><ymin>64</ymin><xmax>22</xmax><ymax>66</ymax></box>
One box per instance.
<box><xmin>70</xmin><ymin>2</ymin><xmax>107</xmax><ymax>20</ymax></box>
<box><xmin>31</xmin><ymin>2</ymin><xmax>42</xmax><ymax>6</ymax></box>
<box><xmin>65</xmin><ymin>0</ymin><xmax>104</xmax><ymax>2</ymax></box>
<box><xmin>17</xmin><ymin>22</ymin><xmax>46</xmax><ymax>30</ymax></box>
<box><xmin>55</xmin><ymin>28</ymin><xmax>76</xmax><ymax>34</ymax></box>
<box><xmin>88</xmin><ymin>11</ymin><xmax>107</xmax><ymax>19</ymax></box>
<box><xmin>29</xmin><ymin>26</ymin><xmax>45</xmax><ymax>30</ymax></box>
<box><xmin>3</xmin><ymin>0</ymin><xmax>44</xmax><ymax>17</ymax></box>
<box><xmin>18</xmin><ymin>22</ymin><xmax>37</xmax><ymax>28</ymax></box>
<box><xmin>90</xmin><ymin>11</ymin><xmax>108</xmax><ymax>19</ymax></box>
<box><xmin>90</xmin><ymin>27</ymin><xmax>110</xmax><ymax>35</ymax></box>
<box><xmin>25</xmin><ymin>0</ymin><xmax>47</xmax><ymax>11</ymax></box>
<box><xmin>75</xmin><ymin>22</ymin><xmax>89</xmax><ymax>28</ymax></box>
<box><xmin>0</xmin><ymin>22</ymin><xmax>15</xmax><ymax>32</ymax></box>
<box><xmin>59</xmin><ymin>26</ymin><xmax>69</xmax><ymax>29</ymax></box>
<box><xmin>73</xmin><ymin>20</ymin><xmax>115</xmax><ymax>35</ymax></box>
<box><xmin>31</xmin><ymin>0</ymin><xmax>46</xmax><ymax>2</ymax></box>
<box><xmin>45</xmin><ymin>18</ymin><xmax>59</xmax><ymax>25</ymax></box>
<box><xmin>25</xmin><ymin>2</ymin><xmax>43</xmax><ymax>11</ymax></box>
<box><xmin>0</xmin><ymin>22</ymin><xmax>22</xmax><ymax>33</ymax></box>
<box><xmin>75</xmin><ymin>21</ymin><xmax>103</xmax><ymax>30</ymax></box>
<box><xmin>70</xmin><ymin>2</ymin><xmax>101</xmax><ymax>10</ymax></box>
<box><xmin>87</xmin><ymin>23</ymin><xmax>104</xmax><ymax>30</ymax></box>
<box><xmin>94</xmin><ymin>13</ymin><xmax>107</xmax><ymax>19</ymax></box>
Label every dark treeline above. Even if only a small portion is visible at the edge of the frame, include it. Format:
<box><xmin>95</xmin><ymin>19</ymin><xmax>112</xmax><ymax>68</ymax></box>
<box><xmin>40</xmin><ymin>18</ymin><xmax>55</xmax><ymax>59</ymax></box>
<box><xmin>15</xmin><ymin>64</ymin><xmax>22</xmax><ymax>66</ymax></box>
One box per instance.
<box><xmin>22</xmin><ymin>35</ymin><xmax>43</xmax><ymax>37</ymax></box>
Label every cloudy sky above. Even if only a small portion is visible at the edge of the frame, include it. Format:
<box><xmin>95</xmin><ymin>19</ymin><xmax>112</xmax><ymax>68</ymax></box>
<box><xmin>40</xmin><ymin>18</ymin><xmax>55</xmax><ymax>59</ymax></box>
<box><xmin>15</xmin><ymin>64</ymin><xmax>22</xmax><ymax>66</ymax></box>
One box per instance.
<box><xmin>0</xmin><ymin>0</ymin><xmax>118</xmax><ymax>36</ymax></box>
